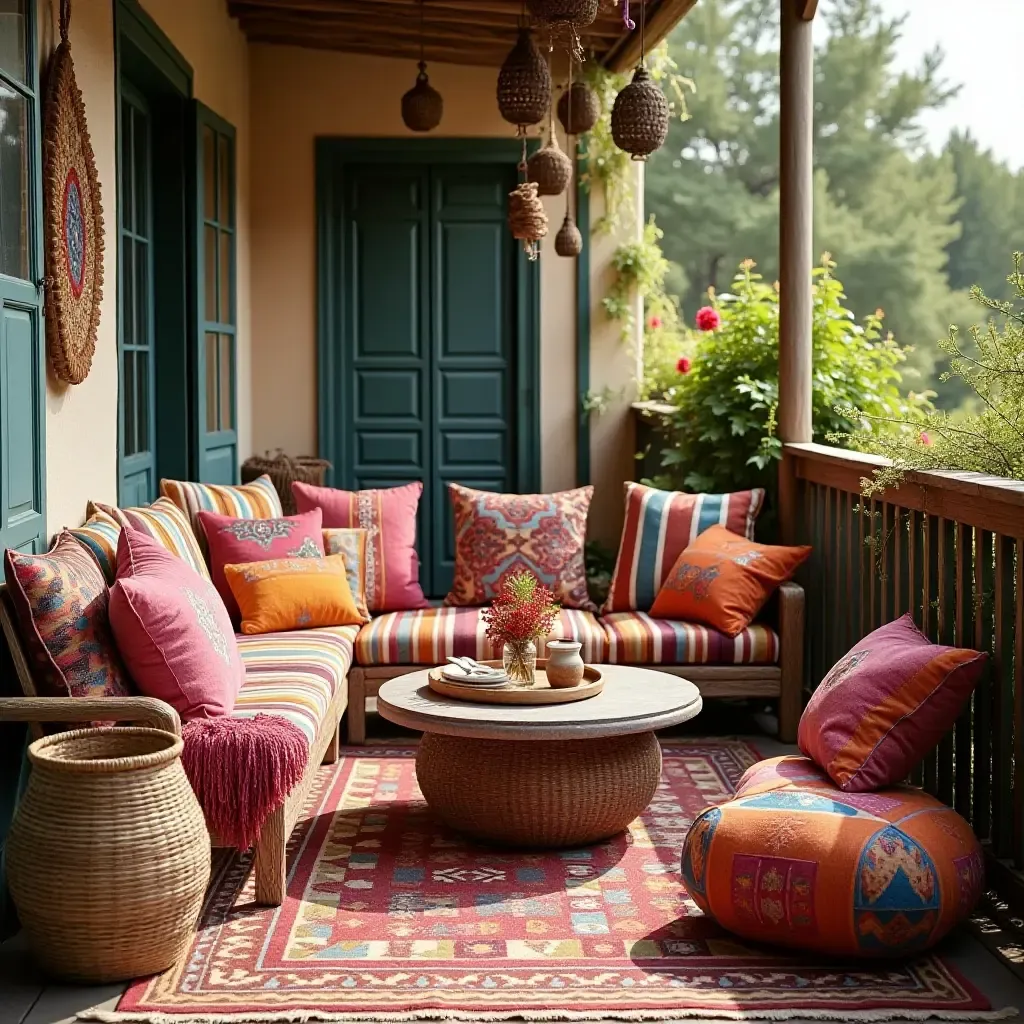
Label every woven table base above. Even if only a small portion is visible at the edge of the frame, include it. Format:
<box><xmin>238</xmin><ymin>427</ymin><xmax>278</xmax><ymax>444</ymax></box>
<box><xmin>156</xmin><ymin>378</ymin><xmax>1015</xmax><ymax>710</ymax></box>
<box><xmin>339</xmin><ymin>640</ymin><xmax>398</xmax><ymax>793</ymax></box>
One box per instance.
<box><xmin>415</xmin><ymin>731</ymin><xmax>662</xmax><ymax>847</ymax></box>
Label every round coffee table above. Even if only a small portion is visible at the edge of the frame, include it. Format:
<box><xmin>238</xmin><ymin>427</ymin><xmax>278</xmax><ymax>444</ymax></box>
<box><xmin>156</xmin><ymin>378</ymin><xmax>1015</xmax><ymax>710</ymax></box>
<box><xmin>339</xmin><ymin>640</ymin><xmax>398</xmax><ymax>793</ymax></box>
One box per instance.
<box><xmin>376</xmin><ymin>666</ymin><xmax>701</xmax><ymax>848</ymax></box>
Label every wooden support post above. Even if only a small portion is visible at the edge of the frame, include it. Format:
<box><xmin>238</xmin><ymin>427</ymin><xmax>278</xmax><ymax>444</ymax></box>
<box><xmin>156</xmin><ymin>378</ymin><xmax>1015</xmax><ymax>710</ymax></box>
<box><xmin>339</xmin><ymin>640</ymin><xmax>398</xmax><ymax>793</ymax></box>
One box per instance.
<box><xmin>778</xmin><ymin>0</ymin><xmax>815</xmax><ymax>544</ymax></box>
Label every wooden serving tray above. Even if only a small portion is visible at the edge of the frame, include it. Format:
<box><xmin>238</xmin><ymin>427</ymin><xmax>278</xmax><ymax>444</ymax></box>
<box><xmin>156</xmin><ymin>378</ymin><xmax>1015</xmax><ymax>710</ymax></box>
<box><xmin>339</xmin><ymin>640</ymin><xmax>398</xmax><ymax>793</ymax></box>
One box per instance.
<box><xmin>427</xmin><ymin>660</ymin><xmax>604</xmax><ymax>705</ymax></box>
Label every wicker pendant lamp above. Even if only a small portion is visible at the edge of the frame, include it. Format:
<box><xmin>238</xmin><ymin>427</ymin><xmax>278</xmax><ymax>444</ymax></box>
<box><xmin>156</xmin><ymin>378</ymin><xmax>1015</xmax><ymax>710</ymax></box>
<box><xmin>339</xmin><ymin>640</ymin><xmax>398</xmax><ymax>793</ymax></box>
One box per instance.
<box><xmin>554</xmin><ymin>69</ymin><xmax>582</xmax><ymax>258</ymax></box>
<box><xmin>526</xmin><ymin>0</ymin><xmax>599</xmax><ymax>28</ymax></box>
<box><xmin>610</xmin><ymin>0</ymin><xmax>669</xmax><ymax>160</ymax></box>
<box><xmin>557</xmin><ymin>81</ymin><xmax>600</xmax><ymax>135</ymax></box>
<box><xmin>497</xmin><ymin>28</ymin><xmax>551</xmax><ymax>128</ymax></box>
<box><xmin>401</xmin><ymin>0</ymin><xmax>443</xmax><ymax>132</ymax></box>
<box><xmin>527</xmin><ymin>131</ymin><xmax>573</xmax><ymax>196</ymax></box>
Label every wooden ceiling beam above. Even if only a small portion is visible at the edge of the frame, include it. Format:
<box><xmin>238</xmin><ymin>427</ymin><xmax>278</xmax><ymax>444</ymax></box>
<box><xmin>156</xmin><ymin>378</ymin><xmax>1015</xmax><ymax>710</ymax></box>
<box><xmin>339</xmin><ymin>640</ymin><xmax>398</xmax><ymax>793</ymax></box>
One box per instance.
<box><xmin>604</xmin><ymin>0</ymin><xmax>698</xmax><ymax>72</ymax></box>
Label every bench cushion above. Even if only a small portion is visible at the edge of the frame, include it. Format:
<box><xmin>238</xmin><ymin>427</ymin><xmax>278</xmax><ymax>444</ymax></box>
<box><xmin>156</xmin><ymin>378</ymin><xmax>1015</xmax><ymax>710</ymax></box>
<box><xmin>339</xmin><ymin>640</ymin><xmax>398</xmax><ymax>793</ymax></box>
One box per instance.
<box><xmin>233</xmin><ymin>625</ymin><xmax>358</xmax><ymax>744</ymax></box>
<box><xmin>354</xmin><ymin>606</ymin><xmax>608</xmax><ymax>665</ymax></box>
<box><xmin>601</xmin><ymin>611</ymin><xmax>779</xmax><ymax>665</ymax></box>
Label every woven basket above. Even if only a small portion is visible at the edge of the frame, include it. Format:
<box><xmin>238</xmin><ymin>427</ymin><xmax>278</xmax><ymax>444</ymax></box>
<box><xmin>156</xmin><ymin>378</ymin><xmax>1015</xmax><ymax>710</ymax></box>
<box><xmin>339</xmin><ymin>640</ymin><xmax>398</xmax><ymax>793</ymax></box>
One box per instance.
<box><xmin>527</xmin><ymin>135</ymin><xmax>573</xmax><ymax>196</ymax></box>
<box><xmin>557</xmin><ymin>81</ymin><xmax>600</xmax><ymax>135</ymax></box>
<box><xmin>497</xmin><ymin>28</ymin><xmax>551</xmax><ymax>128</ymax></box>
<box><xmin>401</xmin><ymin>62</ymin><xmax>443</xmax><ymax>132</ymax></box>
<box><xmin>611</xmin><ymin>65</ymin><xmax>670</xmax><ymax>160</ymax></box>
<box><xmin>241</xmin><ymin>451</ymin><xmax>331</xmax><ymax>514</ymax></box>
<box><xmin>6</xmin><ymin>728</ymin><xmax>210</xmax><ymax>982</ymax></box>
<box><xmin>527</xmin><ymin>0</ymin><xmax>599</xmax><ymax>26</ymax></box>
<box><xmin>555</xmin><ymin>212</ymin><xmax>583</xmax><ymax>257</ymax></box>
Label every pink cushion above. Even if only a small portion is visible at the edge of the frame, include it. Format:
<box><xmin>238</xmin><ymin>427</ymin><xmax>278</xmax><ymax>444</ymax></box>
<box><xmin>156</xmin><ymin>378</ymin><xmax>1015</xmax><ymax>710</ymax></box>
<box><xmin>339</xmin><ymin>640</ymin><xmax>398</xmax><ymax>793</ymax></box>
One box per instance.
<box><xmin>109</xmin><ymin>529</ymin><xmax>245</xmax><ymax>720</ymax></box>
<box><xmin>798</xmin><ymin>614</ymin><xmax>987</xmax><ymax>791</ymax></box>
<box><xmin>197</xmin><ymin>508</ymin><xmax>324</xmax><ymax>622</ymax></box>
<box><xmin>292</xmin><ymin>480</ymin><xmax>428</xmax><ymax>612</ymax></box>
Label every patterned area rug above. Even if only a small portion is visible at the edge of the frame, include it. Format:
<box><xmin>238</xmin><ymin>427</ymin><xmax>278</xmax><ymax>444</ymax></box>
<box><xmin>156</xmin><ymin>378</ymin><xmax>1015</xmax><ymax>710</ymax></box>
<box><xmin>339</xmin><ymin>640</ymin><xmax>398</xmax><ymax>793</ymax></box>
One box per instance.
<box><xmin>85</xmin><ymin>742</ymin><xmax>1005</xmax><ymax>1022</ymax></box>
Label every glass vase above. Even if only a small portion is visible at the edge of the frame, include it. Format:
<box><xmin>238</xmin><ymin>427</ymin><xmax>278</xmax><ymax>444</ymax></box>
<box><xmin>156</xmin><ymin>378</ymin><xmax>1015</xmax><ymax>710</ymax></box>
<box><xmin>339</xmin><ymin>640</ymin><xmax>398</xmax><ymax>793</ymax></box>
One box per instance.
<box><xmin>503</xmin><ymin>640</ymin><xmax>537</xmax><ymax>686</ymax></box>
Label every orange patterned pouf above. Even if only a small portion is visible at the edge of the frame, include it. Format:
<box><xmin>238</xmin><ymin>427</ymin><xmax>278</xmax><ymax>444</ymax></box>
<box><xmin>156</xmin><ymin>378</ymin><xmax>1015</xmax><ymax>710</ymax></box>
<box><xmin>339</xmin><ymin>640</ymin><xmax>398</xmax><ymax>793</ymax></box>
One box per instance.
<box><xmin>682</xmin><ymin>755</ymin><xmax>984</xmax><ymax>957</ymax></box>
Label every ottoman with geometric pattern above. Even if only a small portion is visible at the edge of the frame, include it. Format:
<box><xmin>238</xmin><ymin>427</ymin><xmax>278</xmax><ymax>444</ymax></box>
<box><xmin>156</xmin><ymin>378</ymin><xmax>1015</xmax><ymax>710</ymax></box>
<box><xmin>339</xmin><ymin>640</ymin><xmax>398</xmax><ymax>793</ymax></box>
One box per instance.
<box><xmin>681</xmin><ymin>755</ymin><xmax>983</xmax><ymax>957</ymax></box>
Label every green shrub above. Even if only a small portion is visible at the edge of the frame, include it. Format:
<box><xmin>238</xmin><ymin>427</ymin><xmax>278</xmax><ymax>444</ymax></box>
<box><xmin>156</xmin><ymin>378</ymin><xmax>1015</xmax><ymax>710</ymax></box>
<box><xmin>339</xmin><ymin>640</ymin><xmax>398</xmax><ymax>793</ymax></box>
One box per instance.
<box><xmin>644</xmin><ymin>256</ymin><xmax>931</xmax><ymax>496</ymax></box>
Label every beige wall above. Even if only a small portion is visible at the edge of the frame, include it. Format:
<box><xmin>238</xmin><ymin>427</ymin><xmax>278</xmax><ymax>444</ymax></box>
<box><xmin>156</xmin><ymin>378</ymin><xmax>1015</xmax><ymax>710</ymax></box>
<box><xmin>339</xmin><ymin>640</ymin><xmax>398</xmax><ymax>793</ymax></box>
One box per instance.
<box><xmin>248</xmin><ymin>46</ymin><xmax>582</xmax><ymax>495</ymax></box>
<box><xmin>39</xmin><ymin>0</ymin><xmax>250</xmax><ymax>534</ymax></box>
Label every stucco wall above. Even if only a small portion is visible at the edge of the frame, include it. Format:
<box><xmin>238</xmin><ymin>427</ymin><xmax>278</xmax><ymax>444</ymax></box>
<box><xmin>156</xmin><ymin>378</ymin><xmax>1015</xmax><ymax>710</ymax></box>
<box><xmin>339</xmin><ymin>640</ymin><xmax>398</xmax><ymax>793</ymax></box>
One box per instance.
<box><xmin>248</xmin><ymin>46</ymin><xmax>581</xmax><ymax>496</ymax></box>
<box><xmin>38</xmin><ymin>0</ymin><xmax>250</xmax><ymax>534</ymax></box>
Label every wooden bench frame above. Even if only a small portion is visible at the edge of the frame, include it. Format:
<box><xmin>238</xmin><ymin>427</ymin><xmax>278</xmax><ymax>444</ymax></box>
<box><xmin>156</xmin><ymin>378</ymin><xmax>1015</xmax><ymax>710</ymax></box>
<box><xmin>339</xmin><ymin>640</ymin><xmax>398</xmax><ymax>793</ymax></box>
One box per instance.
<box><xmin>346</xmin><ymin>581</ymin><xmax>806</xmax><ymax>745</ymax></box>
<box><xmin>0</xmin><ymin>584</ymin><xmax>346</xmax><ymax>907</ymax></box>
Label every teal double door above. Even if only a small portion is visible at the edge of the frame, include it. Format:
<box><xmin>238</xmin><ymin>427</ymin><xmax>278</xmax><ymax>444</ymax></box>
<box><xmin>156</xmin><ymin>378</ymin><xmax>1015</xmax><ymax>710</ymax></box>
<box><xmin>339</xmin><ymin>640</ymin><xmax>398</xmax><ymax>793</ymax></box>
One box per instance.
<box><xmin>320</xmin><ymin>144</ymin><xmax>539</xmax><ymax>599</ymax></box>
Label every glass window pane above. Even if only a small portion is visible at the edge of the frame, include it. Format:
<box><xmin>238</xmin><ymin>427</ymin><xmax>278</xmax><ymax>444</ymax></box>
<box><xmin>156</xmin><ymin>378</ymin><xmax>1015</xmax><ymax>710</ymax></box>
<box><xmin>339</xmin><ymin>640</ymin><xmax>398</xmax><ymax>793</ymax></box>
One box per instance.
<box><xmin>218</xmin><ymin>134</ymin><xmax>231</xmax><ymax>226</ymax></box>
<box><xmin>123</xmin><ymin>350</ymin><xmax>137</xmax><ymax>456</ymax></box>
<box><xmin>219</xmin><ymin>230</ymin><xmax>232</xmax><ymax>325</ymax></box>
<box><xmin>203</xmin><ymin>125</ymin><xmax>216</xmax><ymax>219</ymax></box>
<box><xmin>120</xmin><ymin>104</ymin><xmax>134</xmax><ymax>232</ymax></box>
<box><xmin>219</xmin><ymin>335</ymin><xmax>233</xmax><ymax>430</ymax></box>
<box><xmin>134</xmin><ymin>239</ymin><xmax>149</xmax><ymax>349</ymax></box>
<box><xmin>0</xmin><ymin>84</ymin><xmax>29</xmax><ymax>279</ymax></box>
<box><xmin>136</xmin><ymin>349</ymin><xmax>150</xmax><ymax>454</ymax></box>
<box><xmin>121</xmin><ymin>237</ymin><xmax>135</xmax><ymax>345</ymax></box>
<box><xmin>0</xmin><ymin>1</ymin><xmax>27</xmax><ymax>84</ymax></box>
<box><xmin>204</xmin><ymin>225</ymin><xmax>217</xmax><ymax>321</ymax></box>
<box><xmin>132</xmin><ymin>107</ymin><xmax>149</xmax><ymax>238</ymax></box>
<box><xmin>205</xmin><ymin>332</ymin><xmax>218</xmax><ymax>432</ymax></box>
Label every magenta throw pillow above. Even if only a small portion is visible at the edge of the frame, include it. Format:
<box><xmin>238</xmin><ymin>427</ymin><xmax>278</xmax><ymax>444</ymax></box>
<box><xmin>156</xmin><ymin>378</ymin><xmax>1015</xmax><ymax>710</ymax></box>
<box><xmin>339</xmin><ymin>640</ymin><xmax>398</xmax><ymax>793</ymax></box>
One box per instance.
<box><xmin>197</xmin><ymin>507</ymin><xmax>325</xmax><ymax>622</ymax></box>
<box><xmin>109</xmin><ymin>529</ymin><xmax>245</xmax><ymax>720</ymax></box>
<box><xmin>798</xmin><ymin>614</ymin><xmax>987</xmax><ymax>792</ymax></box>
<box><xmin>292</xmin><ymin>480</ymin><xmax>428</xmax><ymax>612</ymax></box>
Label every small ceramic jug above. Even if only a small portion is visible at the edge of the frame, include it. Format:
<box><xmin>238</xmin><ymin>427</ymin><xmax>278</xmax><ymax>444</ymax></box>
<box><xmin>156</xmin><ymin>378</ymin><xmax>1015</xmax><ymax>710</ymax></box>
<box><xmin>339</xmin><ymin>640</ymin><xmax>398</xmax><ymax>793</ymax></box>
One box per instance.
<box><xmin>546</xmin><ymin>639</ymin><xmax>585</xmax><ymax>688</ymax></box>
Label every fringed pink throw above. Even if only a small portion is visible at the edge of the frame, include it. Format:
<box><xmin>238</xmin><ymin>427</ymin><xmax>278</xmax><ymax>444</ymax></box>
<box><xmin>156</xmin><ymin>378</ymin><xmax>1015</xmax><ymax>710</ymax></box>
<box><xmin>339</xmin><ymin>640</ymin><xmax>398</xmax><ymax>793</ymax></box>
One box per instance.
<box><xmin>181</xmin><ymin>714</ymin><xmax>308</xmax><ymax>850</ymax></box>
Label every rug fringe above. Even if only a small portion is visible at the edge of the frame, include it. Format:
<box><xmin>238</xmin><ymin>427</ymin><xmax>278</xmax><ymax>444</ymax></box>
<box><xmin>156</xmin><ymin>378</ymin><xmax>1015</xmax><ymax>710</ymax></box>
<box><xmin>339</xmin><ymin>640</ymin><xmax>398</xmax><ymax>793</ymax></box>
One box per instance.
<box><xmin>75</xmin><ymin>1004</ymin><xmax>1020</xmax><ymax>1023</ymax></box>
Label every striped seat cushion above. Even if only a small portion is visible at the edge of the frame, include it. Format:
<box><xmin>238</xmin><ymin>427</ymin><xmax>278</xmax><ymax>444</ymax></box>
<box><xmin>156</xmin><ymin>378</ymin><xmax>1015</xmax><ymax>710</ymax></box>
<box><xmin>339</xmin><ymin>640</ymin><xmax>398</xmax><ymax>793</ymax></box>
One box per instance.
<box><xmin>354</xmin><ymin>607</ymin><xmax>608</xmax><ymax>666</ymax></box>
<box><xmin>601</xmin><ymin>611</ymin><xmax>779</xmax><ymax>665</ymax></box>
<box><xmin>79</xmin><ymin>498</ymin><xmax>211</xmax><ymax>583</ymax></box>
<box><xmin>233</xmin><ymin>625</ymin><xmax>358</xmax><ymax>745</ymax></box>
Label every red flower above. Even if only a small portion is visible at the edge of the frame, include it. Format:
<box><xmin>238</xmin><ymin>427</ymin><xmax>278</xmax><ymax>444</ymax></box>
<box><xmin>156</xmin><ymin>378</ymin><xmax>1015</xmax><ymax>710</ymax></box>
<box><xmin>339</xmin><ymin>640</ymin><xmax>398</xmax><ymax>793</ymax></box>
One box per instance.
<box><xmin>676</xmin><ymin>356</ymin><xmax>692</xmax><ymax>374</ymax></box>
<box><xmin>648</xmin><ymin>316</ymin><xmax>662</xmax><ymax>330</ymax></box>
<box><xmin>919</xmin><ymin>431</ymin><xmax>932</xmax><ymax>447</ymax></box>
<box><xmin>481</xmin><ymin>571</ymin><xmax>559</xmax><ymax>646</ymax></box>
<box><xmin>695</xmin><ymin>306</ymin><xmax>720</xmax><ymax>332</ymax></box>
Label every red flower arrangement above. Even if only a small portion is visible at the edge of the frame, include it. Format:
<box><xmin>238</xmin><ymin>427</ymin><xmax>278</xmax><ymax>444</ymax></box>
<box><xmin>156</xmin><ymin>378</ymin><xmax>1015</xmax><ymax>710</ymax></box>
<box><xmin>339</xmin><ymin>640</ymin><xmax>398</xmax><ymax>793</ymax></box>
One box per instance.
<box><xmin>695</xmin><ymin>305</ymin><xmax>720</xmax><ymax>332</ymax></box>
<box><xmin>676</xmin><ymin>355</ymin><xmax>692</xmax><ymax>374</ymax></box>
<box><xmin>481</xmin><ymin>570</ymin><xmax>559</xmax><ymax>682</ymax></box>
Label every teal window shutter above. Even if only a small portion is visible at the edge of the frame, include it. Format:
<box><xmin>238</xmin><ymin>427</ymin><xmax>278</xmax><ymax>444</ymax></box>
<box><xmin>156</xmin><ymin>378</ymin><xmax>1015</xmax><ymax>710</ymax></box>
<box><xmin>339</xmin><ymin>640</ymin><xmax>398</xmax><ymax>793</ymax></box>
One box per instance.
<box><xmin>193</xmin><ymin>102</ymin><xmax>237</xmax><ymax>484</ymax></box>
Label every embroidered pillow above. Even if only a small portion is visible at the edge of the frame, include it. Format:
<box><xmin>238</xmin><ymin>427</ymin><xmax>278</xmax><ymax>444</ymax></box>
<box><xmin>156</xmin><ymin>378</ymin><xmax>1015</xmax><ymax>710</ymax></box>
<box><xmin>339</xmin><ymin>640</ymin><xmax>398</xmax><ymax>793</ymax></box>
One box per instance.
<box><xmin>224</xmin><ymin>555</ymin><xmax>364</xmax><ymax>635</ymax></box>
<box><xmin>292</xmin><ymin>480</ymin><xmax>428</xmax><ymax>612</ymax></box>
<box><xmin>196</xmin><ymin>507</ymin><xmax>324</xmax><ymax>623</ymax></box>
<box><xmin>89</xmin><ymin>497</ymin><xmax>211</xmax><ymax>583</ymax></box>
<box><xmin>444</xmin><ymin>483</ymin><xmax>595</xmax><ymax>610</ymax></box>
<box><xmin>69</xmin><ymin>507</ymin><xmax>123</xmax><ymax>583</ymax></box>
<box><xmin>322</xmin><ymin>527</ymin><xmax>371</xmax><ymax>623</ymax></box>
<box><xmin>109</xmin><ymin>530</ymin><xmax>244</xmax><ymax>720</ymax></box>
<box><xmin>160</xmin><ymin>475</ymin><xmax>283</xmax><ymax>555</ymax></box>
<box><xmin>3</xmin><ymin>531</ymin><xmax>132</xmax><ymax>700</ymax></box>
<box><xmin>798</xmin><ymin>614</ymin><xmax>988</xmax><ymax>792</ymax></box>
<box><xmin>603</xmin><ymin>482</ymin><xmax>765</xmax><ymax>613</ymax></box>
<box><xmin>649</xmin><ymin>525</ymin><xmax>810</xmax><ymax>636</ymax></box>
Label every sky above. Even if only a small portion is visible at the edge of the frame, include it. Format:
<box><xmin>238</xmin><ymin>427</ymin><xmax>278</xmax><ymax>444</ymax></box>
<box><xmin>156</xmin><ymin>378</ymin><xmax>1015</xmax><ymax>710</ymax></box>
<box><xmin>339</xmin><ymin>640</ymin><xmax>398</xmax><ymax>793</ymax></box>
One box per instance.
<box><xmin>819</xmin><ymin>0</ymin><xmax>1024</xmax><ymax>170</ymax></box>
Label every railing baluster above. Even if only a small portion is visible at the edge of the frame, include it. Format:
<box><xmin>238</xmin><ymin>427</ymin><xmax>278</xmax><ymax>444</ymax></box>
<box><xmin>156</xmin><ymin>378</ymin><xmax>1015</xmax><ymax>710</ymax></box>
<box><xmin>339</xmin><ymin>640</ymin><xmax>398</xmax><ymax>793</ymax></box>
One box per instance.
<box><xmin>975</xmin><ymin>529</ymin><xmax>994</xmax><ymax>843</ymax></box>
<box><xmin>1014</xmin><ymin>536</ymin><xmax>1024</xmax><ymax>869</ymax></box>
<box><xmin>937</xmin><ymin>518</ymin><xmax>956</xmax><ymax>806</ymax></box>
<box><xmin>955</xmin><ymin>522</ymin><xmax>975</xmax><ymax>821</ymax></box>
<box><xmin>845</xmin><ymin>491</ymin><xmax>855</xmax><ymax>656</ymax></box>
<box><xmin>922</xmin><ymin>515</ymin><xmax>940</xmax><ymax>794</ymax></box>
<box><xmin>994</xmin><ymin>534</ymin><xmax>1015</xmax><ymax>859</ymax></box>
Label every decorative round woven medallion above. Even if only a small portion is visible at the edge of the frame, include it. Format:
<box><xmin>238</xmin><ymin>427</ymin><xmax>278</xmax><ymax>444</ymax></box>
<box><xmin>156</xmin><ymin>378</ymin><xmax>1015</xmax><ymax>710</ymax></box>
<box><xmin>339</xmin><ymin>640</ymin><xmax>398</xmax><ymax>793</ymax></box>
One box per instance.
<box><xmin>402</xmin><ymin>62</ymin><xmax>443</xmax><ymax>132</ymax></box>
<box><xmin>43</xmin><ymin>30</ymin><xmax>104</xmax><ymax>386</ymax></box>
<box><xmin>611</xmin><ymin>65</ymin><xmax>669</xmax><ymax>160</ymax></box>
<box><xmin>497</xmin><ymin>29</ymin><xmax>551</xmax><ymax>128</ymax></box>
<box><xmin>527</xmin><ymin>134</ymin><xmax>573</xmax><ymax>196</ymax></box>
<box><xmin>555</xmin><ymin>212</ymin><xmax>582</xmax><ymax>257</ymax></box>
<box><xmin>557</xmin><ymin>81</ymin><xmax>600</xmax><ymax>135</ymax></box>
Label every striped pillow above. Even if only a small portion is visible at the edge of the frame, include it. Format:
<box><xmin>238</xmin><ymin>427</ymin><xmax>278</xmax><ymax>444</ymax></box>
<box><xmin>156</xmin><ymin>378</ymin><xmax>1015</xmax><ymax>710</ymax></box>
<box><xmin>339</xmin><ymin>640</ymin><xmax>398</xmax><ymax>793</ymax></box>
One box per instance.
<box><xmin>160</xmin><ymin>475</ymin><xmax>283</xmax><ymax>553</ymax></box>
<box><xmin>88</xmin><ymin>497</ymin><xmax>212</xmax><ymax>583</ymax></box>
<box><xmin>69</xmin><ymin>508</ymin><xmax>123</xmax><ymax>583</ymax></box>
<box><xmin>602</xmin><ymin>482</ymin><xmax>765</xmax><ymax>613</ymax></box>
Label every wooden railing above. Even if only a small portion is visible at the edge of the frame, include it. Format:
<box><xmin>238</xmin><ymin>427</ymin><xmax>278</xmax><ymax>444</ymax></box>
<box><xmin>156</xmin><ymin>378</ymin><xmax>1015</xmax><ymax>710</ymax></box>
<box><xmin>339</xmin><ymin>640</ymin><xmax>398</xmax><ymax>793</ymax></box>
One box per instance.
<box><xmin>786</xmin><ymin>442</ymin><xmax>1024</xmax><ymax>904</ymax></box>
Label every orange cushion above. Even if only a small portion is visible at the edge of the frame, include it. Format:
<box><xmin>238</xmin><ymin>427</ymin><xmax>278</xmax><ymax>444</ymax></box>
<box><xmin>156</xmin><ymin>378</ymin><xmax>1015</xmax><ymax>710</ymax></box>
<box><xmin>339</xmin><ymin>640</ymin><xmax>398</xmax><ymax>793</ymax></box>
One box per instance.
<box><xmin>681</xmin><ymin>755</ymin><xmax>983</xmax><ymax>957</ymax></box>
<box><xmin>649</xmin><ymin>524</ymin><xmax>810</xmax><ymax>636</ymax></box>
<box><xmin>224</xmin><ymin>555</ymin><xmax>364</xmax><ymax>635</ymax></box>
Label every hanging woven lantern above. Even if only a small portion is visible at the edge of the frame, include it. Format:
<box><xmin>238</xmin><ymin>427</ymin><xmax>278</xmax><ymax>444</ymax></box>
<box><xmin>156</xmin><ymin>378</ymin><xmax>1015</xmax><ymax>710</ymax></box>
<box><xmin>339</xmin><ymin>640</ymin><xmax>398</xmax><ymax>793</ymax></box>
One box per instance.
<box><xmin>611</xmin><ymin>65</ymin><xmax>669</xmax><ymax>160</ymax></box>
<box><xmin>554</xmin><ymin>212</ymin><xmax>582</xmax><ymax>257</ymax></box>
<box><xmin>527</xmin><ymin>134</ymin><xmax>573</xmax><ymax>196</ymax></box>
<box><xmin>508</xmin><ymin>181</ymin><xmax>548</xmax><ymax>260</ymax></box>
<box><xmin>402</xmin><ymin>62</ymin><xmax>443</xmax><ymax>132</ymax></box>
<box><xmin>497</xmin><ymin>29</ymin><xmax>551</xmax><ymax>128</ymax></box>
<box><xmin>526</xmin><ymin>0</ymin><xmax>599</xmax><ymax>28</ymax></box>
<box><xmin>557</xmin><ymin>81</ymin><xmax>600</xmax><ymax>135</ymax></box>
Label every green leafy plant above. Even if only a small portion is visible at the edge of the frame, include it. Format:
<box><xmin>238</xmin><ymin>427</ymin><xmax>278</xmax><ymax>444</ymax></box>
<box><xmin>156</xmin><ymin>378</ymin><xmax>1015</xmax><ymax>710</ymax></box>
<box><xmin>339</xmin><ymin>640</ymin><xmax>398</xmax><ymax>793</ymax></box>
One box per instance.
<box><xmin>833</xmin><ymin>252</ymin><xmax>1024</xmax><ymax>492</ymax></box>
<box><xmin>644</xmin><ymin>255</ymin><xmax>932</xmax><ymax>496</ymax></box>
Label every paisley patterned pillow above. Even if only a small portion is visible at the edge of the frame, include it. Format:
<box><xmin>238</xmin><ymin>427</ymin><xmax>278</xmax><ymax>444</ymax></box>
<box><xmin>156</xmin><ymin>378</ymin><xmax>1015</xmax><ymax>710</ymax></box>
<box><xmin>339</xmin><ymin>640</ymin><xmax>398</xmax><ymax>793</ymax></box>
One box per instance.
<box><xmin>444</xmin><ymin>483</ymin><xmax>595</xmax><ymax>611</ymax></box>
<box><xmin>3</xmin><ymin>531</ymin><xmax>133</xmax><ymax>699</ymax></box>
<box><xmin>197</xmin><ymin>507</ymin><xmax>325</xmax><ymax>623</ymax></box>
<box><xmin>322</xmin><ymin>528</ymin><xmax>371</xmax><ymax>622</ymax></box>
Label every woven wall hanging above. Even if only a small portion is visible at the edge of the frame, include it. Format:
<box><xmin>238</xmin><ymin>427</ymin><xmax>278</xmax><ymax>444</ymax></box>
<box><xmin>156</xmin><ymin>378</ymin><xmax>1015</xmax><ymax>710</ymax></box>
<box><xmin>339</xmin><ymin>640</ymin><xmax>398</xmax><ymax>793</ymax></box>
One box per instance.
<box><xmin>42</xmin><ymin>0</ymin><xmax>104</xmax><ymax>385</ymax></box>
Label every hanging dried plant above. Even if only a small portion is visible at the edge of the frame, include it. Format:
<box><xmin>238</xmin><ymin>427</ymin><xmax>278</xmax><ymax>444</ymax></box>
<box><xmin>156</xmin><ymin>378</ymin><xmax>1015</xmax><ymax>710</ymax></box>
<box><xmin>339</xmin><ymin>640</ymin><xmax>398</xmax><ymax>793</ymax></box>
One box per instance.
<box><xmin>497</xmin><ymin>29</ymin><xmax>551</xmax><ymax>128</ymax></box>
<box><xmin>557</xmin><ymin>81</ymin><xmax>600</xmax><ymax>135</ymax></box>
<box><xmin>527</xmin><ymin>134</ymin><xmax>573</xmax><ymax>196</ymax></box>
<box><xmin>508</xmin><ymin>181</ymin><xmax>549</xmax><ymax>260</ymax></box>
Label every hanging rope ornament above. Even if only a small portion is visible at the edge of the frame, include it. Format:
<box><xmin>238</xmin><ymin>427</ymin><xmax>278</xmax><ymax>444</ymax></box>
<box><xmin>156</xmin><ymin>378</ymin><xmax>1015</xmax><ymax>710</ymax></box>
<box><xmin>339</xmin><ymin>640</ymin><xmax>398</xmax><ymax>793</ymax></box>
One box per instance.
<box><xmin>401</xmin><ymin>0</ymin><xmax>443</xmax><ymax>132</ymax></box>
<box><xmin>557</xmin><ymin>81</ymin><xmax>599</xmax><ymax>135</ymax></box>
<box><xmin>42</xmin><ymin>0</ymin><xmax>104</xmax><ymax>386</ymax></box>
<box><xmin>509</xmin><ymin>182</ymin><xmax>548</xmax><ymax>260</ymax></box>
<box><xmin>497</xmin><ymin>28</ymin><xmax>550</xmax><ymax>128</ymax></box>
<box><xmin>611</xmin><ymin>0</ymin><xmax>669</xmax><ymax>160</ymax></box>
<box><xmin>528</xmin><ymin>61</ymin><xmax>572</xmax><ymax>197</ymax></box>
